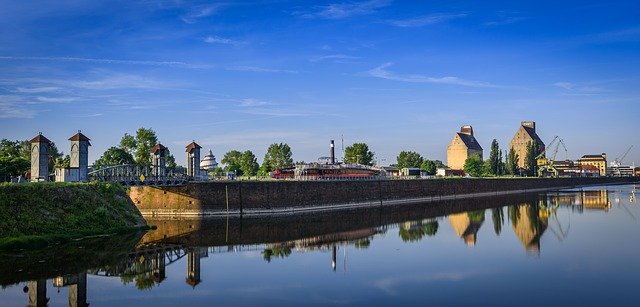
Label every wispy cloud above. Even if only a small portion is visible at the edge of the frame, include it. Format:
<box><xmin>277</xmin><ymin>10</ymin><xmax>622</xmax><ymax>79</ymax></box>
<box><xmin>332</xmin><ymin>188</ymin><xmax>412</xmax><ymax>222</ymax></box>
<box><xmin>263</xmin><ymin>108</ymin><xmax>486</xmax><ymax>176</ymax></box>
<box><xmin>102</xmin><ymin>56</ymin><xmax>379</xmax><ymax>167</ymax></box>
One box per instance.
<box><xmin>203</xmin><ymin>36</ymin><xmax>245</xmax><ymax>46</ymax></box>
<box><xmin>310</xmin><ymin>54</ymin><xmax>360</xmax><ymax>63</ymax></box>
<box><xmin>387</xmin><ymin>13</ymin><xmax>468</xmax><ymax>27</ymax></box>
<box><xmin>181</xmin><ymin>4</ymin><xmax>223</xmax><ymax>24</ymax></box>
<box><xmin>578</xmin><ymin>26</ymin><xmax>640</xmax><ymax>44</ymax></box>
<box><xmin>553</xmin><ymin>81</ymin><xmax>603</xmax><ymax>93</ymax></box>
<box><xmin>300</xmin><ymin>0</ymin><xmax>392</xmax><ymax>19</ymax></box>
<box><xmin>483</xmin><ymin>11</ymin><xmax>527</xmax><ymax>27</ymax></box>
<box><xmin>15</xmin><ymin>86</ymin><xmax>61</xmax><ymax>93</ymax></box>
<box><xmin>227</xmin><ymin>66</ymin><xmax>298</xmax><ymax>74</ymax></box>
<box><xmin>0</xmin><ymin>56</ymin><xmax>201</xmax><ymax>68</ymax></box>
<box><xmin>239</xmin><ymin>98</ymin><xmax>270</xmax><ymax>107</ymax></box>
<box><xmin>0</xmin><ymin>96</ymin><xmax>37</xmax><ymax>118</ymax></box>
<box><xmin>367</xmin><ymin>63</ymin><xmax>496</xmax><ymax>87</ymax></box>
<box><xmin>35</xmin><ymin>96</ymin><xmax>78</xmax><ymax>103</ymax></box>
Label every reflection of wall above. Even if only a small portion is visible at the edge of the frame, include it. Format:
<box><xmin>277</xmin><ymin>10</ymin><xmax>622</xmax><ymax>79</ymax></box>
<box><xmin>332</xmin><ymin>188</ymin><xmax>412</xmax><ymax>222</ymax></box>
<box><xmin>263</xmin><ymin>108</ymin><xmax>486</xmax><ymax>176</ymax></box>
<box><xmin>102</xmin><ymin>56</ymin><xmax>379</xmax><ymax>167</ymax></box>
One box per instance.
<box><xmin>581</xmin><ymin>190</ymin><xmax>610</xmax><ymax>211</ymax></box>
<box><xmin>141</xmin><ymin>218</ymin><xmax>202</xmax><ymax>244</ymax></box>
<box><xmin>511</xmin><ymin>205</ymin><xmax>548</xmax><ymax>253</ymax></box>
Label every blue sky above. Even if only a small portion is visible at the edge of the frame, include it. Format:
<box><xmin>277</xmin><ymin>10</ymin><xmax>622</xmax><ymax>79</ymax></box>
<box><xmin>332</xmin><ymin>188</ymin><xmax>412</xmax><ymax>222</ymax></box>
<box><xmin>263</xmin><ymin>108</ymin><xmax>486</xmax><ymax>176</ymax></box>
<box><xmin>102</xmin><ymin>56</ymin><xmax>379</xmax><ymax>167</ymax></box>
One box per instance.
<box><xmin>1</xmin><ymin>0</ymin><xmax>639</xmax><ymax>166</ymax></box>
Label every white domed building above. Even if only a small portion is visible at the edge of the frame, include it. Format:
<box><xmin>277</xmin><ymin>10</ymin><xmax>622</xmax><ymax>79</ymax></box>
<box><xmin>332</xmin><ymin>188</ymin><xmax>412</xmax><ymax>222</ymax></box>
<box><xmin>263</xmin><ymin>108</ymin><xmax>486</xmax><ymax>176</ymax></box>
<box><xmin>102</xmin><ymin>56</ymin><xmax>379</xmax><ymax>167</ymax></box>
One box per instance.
<box><xmin>200</xmin><ymin>149</ymin><xmax>218</xmax><ymax>171</ymax></box>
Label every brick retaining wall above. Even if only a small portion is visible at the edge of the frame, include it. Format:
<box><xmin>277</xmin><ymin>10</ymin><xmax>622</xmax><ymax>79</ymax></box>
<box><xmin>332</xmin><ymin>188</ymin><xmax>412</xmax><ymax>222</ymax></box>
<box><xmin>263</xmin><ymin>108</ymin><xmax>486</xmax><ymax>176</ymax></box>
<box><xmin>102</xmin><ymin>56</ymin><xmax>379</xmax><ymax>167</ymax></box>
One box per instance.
<box><xmin>129</xmin><ymin>177</ymin><xmax>638</xmax><ymax>216</ymax></box>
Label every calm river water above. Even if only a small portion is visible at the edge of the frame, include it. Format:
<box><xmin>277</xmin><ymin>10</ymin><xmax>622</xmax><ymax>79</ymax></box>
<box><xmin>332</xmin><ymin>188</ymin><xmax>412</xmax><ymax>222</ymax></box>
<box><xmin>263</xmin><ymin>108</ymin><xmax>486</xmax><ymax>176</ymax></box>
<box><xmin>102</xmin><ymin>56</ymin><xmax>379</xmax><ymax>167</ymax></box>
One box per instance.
<box><xmin>2</xmin><ymin>184</ymin><xmax>639</xmax><ymax>306</ymax></box>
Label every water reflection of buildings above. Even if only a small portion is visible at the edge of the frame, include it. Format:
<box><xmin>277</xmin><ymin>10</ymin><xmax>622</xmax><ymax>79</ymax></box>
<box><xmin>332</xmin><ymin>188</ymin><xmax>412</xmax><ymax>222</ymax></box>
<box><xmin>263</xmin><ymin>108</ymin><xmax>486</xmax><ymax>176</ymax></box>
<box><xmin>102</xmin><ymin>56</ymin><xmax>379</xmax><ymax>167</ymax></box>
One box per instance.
<box><xmin>186</xmin><ymin>247</ymin><xmax>208</xmax><ymax>288</ymax></box>
<box><xmin>544</xmin><ymin>189</ymin><xmax>610</xmax><ymax>212</ymax></box>
<box><xmin>449</xmin><ymin>211</ymin><xmax>485</xmax><ymax>246</ymax></box>
<box><xmin>510</xmin><ymin>205</ymin><xmax>548</xmax><ymax>253</ymax></box>
<box><xmin>26</xmin><ymin>273</ymin><xmax>88</xmax><ymax>307</ymax></box>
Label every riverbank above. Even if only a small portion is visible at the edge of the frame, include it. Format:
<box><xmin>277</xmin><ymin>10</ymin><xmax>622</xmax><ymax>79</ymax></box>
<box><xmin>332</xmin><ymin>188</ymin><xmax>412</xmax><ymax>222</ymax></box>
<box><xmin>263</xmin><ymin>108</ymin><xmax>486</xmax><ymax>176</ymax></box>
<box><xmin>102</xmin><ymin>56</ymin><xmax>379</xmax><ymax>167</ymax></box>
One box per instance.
<box><xmin>131</xmin><ymin>177</ymin><xmax>639</xmax><ymax>216</ymax></box>
<box><xmin>0</xmin><ymin>182</ymin><xmax>148</xmax><ymax>250</ymax></box>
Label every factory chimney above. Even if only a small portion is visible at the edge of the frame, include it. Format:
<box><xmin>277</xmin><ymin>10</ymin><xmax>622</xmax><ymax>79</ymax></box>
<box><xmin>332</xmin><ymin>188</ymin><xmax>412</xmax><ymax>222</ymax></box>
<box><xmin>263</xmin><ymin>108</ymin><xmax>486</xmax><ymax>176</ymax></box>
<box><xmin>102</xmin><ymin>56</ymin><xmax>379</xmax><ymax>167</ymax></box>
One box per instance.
<box><xmin>330</xmin><ymin>140</ymin><xmax>335</xmax><ymax>164</ymax></box>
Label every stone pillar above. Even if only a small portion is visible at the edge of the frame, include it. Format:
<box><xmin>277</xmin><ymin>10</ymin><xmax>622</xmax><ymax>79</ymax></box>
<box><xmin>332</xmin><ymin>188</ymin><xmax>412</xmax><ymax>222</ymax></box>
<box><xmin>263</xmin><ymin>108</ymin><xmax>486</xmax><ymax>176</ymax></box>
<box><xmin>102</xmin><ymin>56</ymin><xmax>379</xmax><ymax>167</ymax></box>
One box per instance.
<box><xmin>30</xmin><ymin>133</ymin><xmax>51</xmax><ymax>182</ymax></box>
<box><xmin>69</xmin><ymin>131</ymin><xmax>91</xmax><ymax>182</ymax></box>
<box><xmin>151</xmin><ymin>144</ymin><xmax>167</xmax><ymax>177</ymax></box>
<box><xmin>185</xmin><ymin>141</ymin><xmax>202</xmax><ymax>178</ymax></box>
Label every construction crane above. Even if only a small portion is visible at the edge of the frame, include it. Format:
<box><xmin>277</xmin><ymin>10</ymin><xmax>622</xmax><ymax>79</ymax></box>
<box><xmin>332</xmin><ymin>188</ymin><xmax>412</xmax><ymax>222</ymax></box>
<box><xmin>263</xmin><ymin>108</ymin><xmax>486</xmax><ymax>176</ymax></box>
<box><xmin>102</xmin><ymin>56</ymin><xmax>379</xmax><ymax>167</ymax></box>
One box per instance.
<box><xmin>610</xmin><ymin>145</ymin><xmax>634</xmax><ymax>176</ymax></box>
<box><xmin>536</xmin><ymin>136</ymin><xmax>568</xmax><ymax>177</ymax></box>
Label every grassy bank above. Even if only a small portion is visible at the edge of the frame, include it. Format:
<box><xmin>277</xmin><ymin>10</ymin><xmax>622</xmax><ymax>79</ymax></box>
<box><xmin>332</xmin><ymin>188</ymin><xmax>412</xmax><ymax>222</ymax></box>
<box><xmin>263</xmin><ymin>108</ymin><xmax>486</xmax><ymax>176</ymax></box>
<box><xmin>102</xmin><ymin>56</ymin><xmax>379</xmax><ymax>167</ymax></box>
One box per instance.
<box><xmin>0</xmin><ymin>182</ymin><xmax>148</xmax><ymax>250</ymax></box>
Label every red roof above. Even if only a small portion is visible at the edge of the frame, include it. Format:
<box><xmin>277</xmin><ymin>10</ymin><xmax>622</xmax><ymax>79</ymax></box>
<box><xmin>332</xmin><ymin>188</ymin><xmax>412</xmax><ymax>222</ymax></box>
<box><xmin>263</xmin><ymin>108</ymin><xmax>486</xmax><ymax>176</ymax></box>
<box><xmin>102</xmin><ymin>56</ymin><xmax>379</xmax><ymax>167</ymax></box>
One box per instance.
<box><xmin>151</xmin><ymin>143</ymin><xmax>167</xmax><ymax>153</ymax></box>
<box><xmin>68</xmin><ymin>131</ymin><xmax>91</xmax><ymax>146</ymax></box>
<box><xmin>30</xmin><ymin>133</ymin><xmax>51</xmax><ymax>143</ymax></box>
<box><xmin>185</xmin><ymin>141</ymin><xmax>202</xmax><ymax>153</ymax></box>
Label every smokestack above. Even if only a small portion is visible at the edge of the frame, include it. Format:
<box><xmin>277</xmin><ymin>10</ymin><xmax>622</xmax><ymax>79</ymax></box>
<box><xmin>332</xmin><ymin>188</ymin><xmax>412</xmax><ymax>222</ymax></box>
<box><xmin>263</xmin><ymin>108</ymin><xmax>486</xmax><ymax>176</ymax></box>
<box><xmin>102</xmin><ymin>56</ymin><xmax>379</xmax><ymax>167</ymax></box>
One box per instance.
<box><xmin>330</xmin><ymin>140</ymin><xmax>335</xmax><ymax>164</ymax></box>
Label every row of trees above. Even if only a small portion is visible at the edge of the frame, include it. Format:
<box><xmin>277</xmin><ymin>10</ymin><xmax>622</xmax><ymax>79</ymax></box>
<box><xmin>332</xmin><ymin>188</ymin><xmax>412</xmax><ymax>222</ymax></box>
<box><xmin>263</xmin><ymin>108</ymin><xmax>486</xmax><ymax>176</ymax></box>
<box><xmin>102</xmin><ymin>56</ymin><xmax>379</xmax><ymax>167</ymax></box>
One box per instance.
<box><xmin>395</xmin><ymin>151</ymin><xmax>446</xmax><ymax>175</ymax></box>
<box><xmin>463</xmin><ymin>139</ymin><xmax>541</xmax><ymax>177</ymax></box>
<box><xmin>94</xmin><ymin>127</ymin><xmax>178</xmax><ymax>171</ymax></box>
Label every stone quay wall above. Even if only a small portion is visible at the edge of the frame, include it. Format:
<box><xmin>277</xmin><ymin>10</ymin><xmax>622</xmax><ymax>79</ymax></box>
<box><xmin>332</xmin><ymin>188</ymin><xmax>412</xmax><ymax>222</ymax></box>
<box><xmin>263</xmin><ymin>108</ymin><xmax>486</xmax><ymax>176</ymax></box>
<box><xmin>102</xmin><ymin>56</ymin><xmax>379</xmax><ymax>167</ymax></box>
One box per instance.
<box><xmin>129</xmin><ymin>177</ymin><xmax>638</xmax><ymax>216</ymax></box>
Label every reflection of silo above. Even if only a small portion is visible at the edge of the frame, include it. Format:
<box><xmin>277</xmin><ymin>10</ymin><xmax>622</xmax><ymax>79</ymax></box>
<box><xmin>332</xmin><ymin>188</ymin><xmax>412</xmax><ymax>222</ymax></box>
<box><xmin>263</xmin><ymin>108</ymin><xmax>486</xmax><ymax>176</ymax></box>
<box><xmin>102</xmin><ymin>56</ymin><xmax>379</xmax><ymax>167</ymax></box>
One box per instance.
<box><xmin>186</xmin><ymin>247</ymin><xmax>208</xmax><ymax>288</ymax></box>
<box><xmin>512</xmin><ymin>205</ymin><xmax>548</xmax><ymax>253</ymax></box>
<box><xmin>28</xmin><ymin>279</ymin><xmax>47</xmax><ymax>307</ymax></box>
<box><xmin>449</xmin><ymin>211</ymin><xmax>485</xmax><ymax>246</ymax></box>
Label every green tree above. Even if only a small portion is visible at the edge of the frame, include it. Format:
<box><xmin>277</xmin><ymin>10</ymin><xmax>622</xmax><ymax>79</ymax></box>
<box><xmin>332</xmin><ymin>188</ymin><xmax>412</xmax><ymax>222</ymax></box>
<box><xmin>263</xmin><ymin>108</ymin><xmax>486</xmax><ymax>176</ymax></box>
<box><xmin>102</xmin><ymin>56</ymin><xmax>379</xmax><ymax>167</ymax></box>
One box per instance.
<box><xmin>54</xmin><ymin>155</ymin><xmax>70</xmax><ymax>168</ymax></box>
<box><xmin>396</xmin><ymin>151</ymin><xmax>424</xmax><ymax>169</ymax></box>
<box><xmin>118</xmin><ymin>127</ymin><xmax>177</xmax><ymax>167</ymax></box>
<box><xmin>488</xmin><ymin>139</ymin><xmax>504</xmax><ymax>176</ymax></box>
<box><xmin>239</xmin><ymin>150</ymin><xmax>259</xmax><ymax>176</ymax></box>
<box><xmin>0</xmin><ymin>157</ymin><xmax>30</xmax><ymax>181</ymax></box>
<box><xmin>344</xmin><ymin>143</ymin><xmax>374</xmax><ymax>166</ymax></box>
<box><xmin>47</xmin><ymin>142</ymin><xmax>64</xmax><ymax>172</ymax></box>
<box><xmin>262</xmin><ymin>143</ymin><xmax>293</xmax><ymax>172</ymax></box>
<box><xmin>464</xmin><ymin>153</ymin><xmax>484</xmax><ymax>177</ymax></box>
<box><xmin>420</xmin><ymin>160</ymin><xmax>437</xmax><ymax>175</ymax></box>
<box><xmin>492</xmin><ymin>207</ymin><xmax>504</xmax><ymax>235</ymax></box>
<box><xmin>524</xmin><ymin>141</ymin><xmax>539</xmax><ymax>176</ymax></box>
<box><xmin>94</xmin><ymin>147</ymin><xmax>135</xmax><ymax>167</ymax></box>
<box><xmin>222</xmin><ymin>150</ymin><xmax>243</xmax><ymax>175</ymax></box>
<box><xmin>506</xmin><ymin>147</ymin><xmax>519</xmax><ymax>175</ymax></box>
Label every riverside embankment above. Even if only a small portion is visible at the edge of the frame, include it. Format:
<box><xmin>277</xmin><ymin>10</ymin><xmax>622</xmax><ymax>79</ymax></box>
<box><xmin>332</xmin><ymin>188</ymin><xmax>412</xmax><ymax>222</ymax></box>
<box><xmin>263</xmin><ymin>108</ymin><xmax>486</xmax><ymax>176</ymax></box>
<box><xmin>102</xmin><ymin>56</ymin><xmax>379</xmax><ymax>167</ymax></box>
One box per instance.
<box><xmin>130</xmin><ymin>177</ymin><xmax>639</xmax><ymax>216</ymax></box>
<box><xmin>0</xmin><ymin>182</ymin><xmax>147</xmax><ymax>249</ymax></box>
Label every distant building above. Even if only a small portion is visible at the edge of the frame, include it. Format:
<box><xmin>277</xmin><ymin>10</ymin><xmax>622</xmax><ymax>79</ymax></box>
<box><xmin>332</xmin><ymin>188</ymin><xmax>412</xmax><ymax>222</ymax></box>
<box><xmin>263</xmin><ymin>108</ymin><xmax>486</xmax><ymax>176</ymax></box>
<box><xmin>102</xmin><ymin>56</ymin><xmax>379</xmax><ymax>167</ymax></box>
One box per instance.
<box><xmin>447</xmin><ymin>125</ymin><xmax>483</xmax><ymax>170</ymax></box>
<box><xmin>509</xmin><ymin>121</ymin><xmax>545</xmax><ymax>168</ymax></box>
<box><xmin>380</xmin><ymin>166</ymin><xmax>400</xmax><ymax>177</ymax></box>
<box><xmin>400</xmin><ymin>168</ymin><xmax>420</xmax><ymax>176</ymax></box>
<box><xmin>436</xmin><ymin>167</ymin><xmax>465</xmax><ymax>177</ymax></box>
<box><xmin>607</xmin><ymin>165</ymin><xmax>635</xmax><ymax>177</ymax></box>
<box><xmin>185</xmin><ymin>141</ymin><xmax>202</xmax><ymax>178</ymax></box>
<box><xmin>200</xmin><ymin>149</ymin><xmax>218</xmax><ymax>170</ymax></box>
<box><xmin>577</xmin><ymin>153</ymin><xmax>607</xmax><ymax>176</ymax></box>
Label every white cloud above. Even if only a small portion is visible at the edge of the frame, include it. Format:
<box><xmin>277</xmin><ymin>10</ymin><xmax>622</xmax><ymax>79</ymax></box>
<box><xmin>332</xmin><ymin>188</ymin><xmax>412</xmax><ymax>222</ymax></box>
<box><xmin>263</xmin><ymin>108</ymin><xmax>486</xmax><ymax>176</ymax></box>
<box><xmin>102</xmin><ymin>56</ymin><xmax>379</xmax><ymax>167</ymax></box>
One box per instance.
<box><xmin>387</xmin><ymin>13</ymin><xmax>468</xmax><ymax>27</ymax></box>
<box><xmin>203</xmin><ymin>36</ymin><xmax>245</xmax><ymax>46</ymax></box>
<box><xmin>0</xmin><ymin>56</ymin><xmax>197</xmax><ymax>68</ymax></box>
<box><xmin>239</xmin><ymin>98</ymin><xmax>270</xmax><ymax>107</ymax></box>
<box><xmin>227</xmin><ymin>66</ymin><xmax>298</xmax><ymax>74</ymax></box>
<box><xmin>36</xmin><ymin>96</ymin><xmax>78</xmax><ymax>103</ymax></box>
<box><xmin>553</xmin><ymin>81</ymin><xmax>603</xmax><ymax>93</ymax></box>
<box><xmin>181</xmin><ymin>4</ymin><xmax>223</xmax><ymax>24</ymax></box>
<box><xmin>310</xmin><ymin>54</ymin><xmax>360</xmax><ymax>63</ymax></box>
<box><xmin>15</xmin><ymin>86</ymin><xmax>61</xmax><ymax>93</ymax></box>
<box><xmin>367</xmin><ymin>63</ymin><xmax>496</xmax><ymax>87</ymax></box>
<box><xmin>0</xmin><ymin>96</ymin><xmax>37</xmax><ymax>118</ymax></box>
<box><xmin>301</xmin><ymin>0</ymin><xmax>392</xmax><ymax>19</ymax></box>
